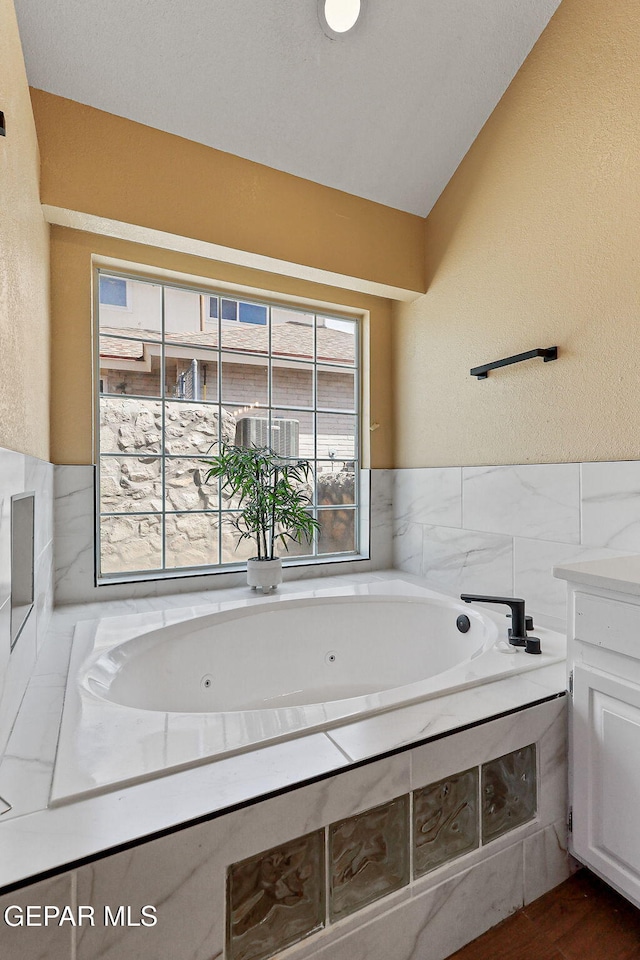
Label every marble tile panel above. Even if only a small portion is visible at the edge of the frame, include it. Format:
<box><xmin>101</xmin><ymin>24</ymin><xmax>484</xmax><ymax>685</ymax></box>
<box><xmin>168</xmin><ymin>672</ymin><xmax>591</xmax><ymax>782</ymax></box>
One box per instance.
<box><xmin>76</xmin><ymin>825</ymin><xmax>228</xmax><ymax>960</ymax></box>
<box><xmin>0</xmin><ymin>608</ymin><xmax>37</xmax><ymax>756</ymax></box>
<box><xmin>69</xmin><ymin>747</ymin><xmax>409</xmax><ymax>960</ymax></box>
<box><xmin>393</xmin><ymin>468</ymin><xmax>462</xmax><ymax>528</ymax></box>
<box><xmin>581</xmin><ymin>460</ymin><xmax>640</xmax><ymax>550</ymax></box>
<box><xmin>212</xmin><ymin>752</ymin><xmax>411</xmax><ymax>869</ymax></box>
<box><xmin>514</xmin><ymin>538</ymin><xmax>632</xmax><ymax>623</ymax></box>
<box><xmin>370</xmin><ymin>470</ymin><xmax>392</xmax><ymax>528</ymax></box>
<box><xmin>31</xmin><ymin>619</ymin><xmax>75</xmax><ymax>683</ymax></box>
<box><xmin>54</xmin><ymin>465</ymin><xmax>96</xmax><ymax>605</ymax></box>
<box><xmin>54</xmin><ymin>533</ymin><xmax>95</xmax><ymax>606</ymax></box>
<box><xmin>54</xmin><ymin>465</ymin><xmax>95</xmax><ymax>540</ymax></box>
<box><xmin>328</xmin><ymin>670</ymin><xmax>566</xmax><ymax>764</ymax></box>
<box><xmin>0</xmin><ymin>731</ymin><xmax>348</xmax><ymax>889</ymax></box>
<box><xmin>0</xmin><ymin>872</ymin><xmax>74</xmax><ymax>960</ymax></box>
<box><xmin>228</xmin><ymin>830</ymin><xmax>325</xmax><ymax>960</ymax></box>
<box><xmin>482</xmin><ymin>743</ymin><xmax>537</xmax><ymax>842</ymax></box>
<box><xmin>329</xmin><ymin>795</ymin><xmax>409</xmax><ymax>921</ymax></box>
<box><xmin>523</xmin><ymin>819</ymin><xmax>578</xmax><ymax>905</ymax></box>
<box><xmin>141</xmin><ymin>728</ymin><xmax>349</xmax><ymax>823</ymax></box>
<box><xmin>35</xmin><ymin>543</ymin><xmax>54</xmax><ymax>653</ymax></box>
<box><xmin>392</xmin><ymin>520</ymin><xmax>423</xmax><ymax>576</ymax></box>
<box><xmin>75</xmin><ymin>764</ymin><xmax>410</xmax><ymax>960</ymax></box>
<box><xmin>514</xmin><ymin>663</ymin><xmax>568</xmax><ymax>700</ymax></box>
<box><xmin>358</xmin><ymin>468</ymin><xmax>371</xmax><ymax>558</ymax></box>
<box><xmin>0</xmin><ymin>755</ymin><xmax>55</xmax><ymax>820</ymax></box>
<box><xmin>307</xmin><ymin>842</ymin><xmax>524</xmax><ymax>960</ymax></box>
<box><xmin>535</xmin><ymin>696</ymin><xmax>568</xmax><ymax>829</ymax></box>
<box><xmin>411</xmin><ymin>697</ymin><xmax>564</xmax><ymax>799</ymax></box>
<box><xmin>0</xmin><ymin>680</ymin><xmax>66</xmax><ymax>818</ymax></box>
<box><xmin>420</xmin><ymin>525</ymin><xmax>513</xmax><ymax>597</ymax></box>
<box><xmin>413</xmin><ymin>767</ymin><xmax>479</xmax><ymax>878</ymax></box>
<box><xmin>2</xmin><ymin>680</ymin><xmax>65</xmax><ymax>764</ymax></box>
<box><xmin>0</xmin><ymin>447</ymin><xmax>25</xmax><ymax>607</ymax></box>
<box><xmin>463</xmin><ymin>463</ymin><xmax>580</xmax><ymax>543</ymax></box>
<box><xmin>328</xmin><ymin>699</ymin><xmax>444</xmax><ymax>761</ymax></box>
<box><xmin>369</xmin><ymin>470</ymin><xmax>393</xmax><ymax>568</ymax></box>
<box><xmin>26</xmin><ymin>455</ymin><xmax>54</xmax><ymax>560</ymax></box>
<box><xmin>0</xmin><ymin>597</ymin><xmax>9</xmax><ymax>710</ymax></box>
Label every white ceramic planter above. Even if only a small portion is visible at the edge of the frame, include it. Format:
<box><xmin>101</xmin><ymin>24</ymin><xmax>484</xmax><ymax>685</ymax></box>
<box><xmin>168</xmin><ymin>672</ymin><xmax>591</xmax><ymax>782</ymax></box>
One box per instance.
<box><xmin>246</xmin><ymin>557</ymin><xmax>283</xmax><ymax>592</ymax></box>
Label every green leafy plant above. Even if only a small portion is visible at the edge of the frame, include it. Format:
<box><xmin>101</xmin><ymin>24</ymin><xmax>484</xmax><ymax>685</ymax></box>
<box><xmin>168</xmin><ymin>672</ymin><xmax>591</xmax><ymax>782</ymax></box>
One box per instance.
<box><xmin>201</xmin><ymin>442</ymin><xmax>320</xmax><ymax>561</ymax></box>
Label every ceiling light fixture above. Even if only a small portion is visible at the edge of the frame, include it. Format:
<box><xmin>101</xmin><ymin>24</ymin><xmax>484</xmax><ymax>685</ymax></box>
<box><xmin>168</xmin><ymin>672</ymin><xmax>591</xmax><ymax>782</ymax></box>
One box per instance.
<box><xmin>318</xmin><ymin>0</ymin><xmax>361</xmax><ymax>38</ymax></box>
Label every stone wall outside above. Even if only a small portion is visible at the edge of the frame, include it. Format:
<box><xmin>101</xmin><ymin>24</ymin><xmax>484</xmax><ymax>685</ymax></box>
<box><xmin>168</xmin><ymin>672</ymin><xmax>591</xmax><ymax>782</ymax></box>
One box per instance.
<box><xmin>99</xmin><ymin>399</ymin><xmax>356</xmax><ymax>574</ymax></box>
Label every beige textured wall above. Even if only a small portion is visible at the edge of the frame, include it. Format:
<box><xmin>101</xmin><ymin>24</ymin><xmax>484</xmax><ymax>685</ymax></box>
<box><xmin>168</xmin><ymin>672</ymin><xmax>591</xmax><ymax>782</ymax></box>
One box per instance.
<box><xmin>50</xmin><ymin>227</ymin><xmax>393</xmax><ymax>467</ymax></box>
<box><xmin>30</xmin><ymin>89</ymin><xmax>403</xmax><ymax>468</ymax></box>
<box><xmin>31</xmin><ymin>89</ymin><xmax>425</xmax><ymax>296</ymax></box>
<box><xmin>393</xmin><ymin>0</ymin><xmax>640</xmax><ymax>467</ymax></box>
<box><xmin>0</xmin><ymin>0</ymin><xmax>50</xmax><ymax>459</ymax></box>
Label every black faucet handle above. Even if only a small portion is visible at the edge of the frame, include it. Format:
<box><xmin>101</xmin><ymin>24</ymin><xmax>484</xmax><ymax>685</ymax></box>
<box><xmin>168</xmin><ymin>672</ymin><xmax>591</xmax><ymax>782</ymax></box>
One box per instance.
<box><xmin>460</xmin><ymin>594</ymin><xmax>527</xmax><ymax>643</ymax></box>
<box><xmin>525</xmin><ymin>636</ymin><xmax>541</xmax><ymax>655</ymax></box>
<box><xmin>506</xmin><ymin>612</ymin><xmax>534</xmax><ymax>631</ymax></box>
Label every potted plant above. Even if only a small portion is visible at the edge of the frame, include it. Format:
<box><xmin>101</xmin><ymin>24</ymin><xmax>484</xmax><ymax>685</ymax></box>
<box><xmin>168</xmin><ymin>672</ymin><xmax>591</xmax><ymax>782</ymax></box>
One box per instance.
<box><xmin>201</xmin><ymin>442</ymin><xmax>320</xmax><ymax>591</ymax></box>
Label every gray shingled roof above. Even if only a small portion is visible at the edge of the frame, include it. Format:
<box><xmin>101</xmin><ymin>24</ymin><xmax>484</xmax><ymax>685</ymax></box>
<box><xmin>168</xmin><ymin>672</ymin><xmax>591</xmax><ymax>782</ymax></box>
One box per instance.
<box><xmin>99</xmin><ymin>322</ymin><xmax>354</xmax><ymax>365</ymax></box>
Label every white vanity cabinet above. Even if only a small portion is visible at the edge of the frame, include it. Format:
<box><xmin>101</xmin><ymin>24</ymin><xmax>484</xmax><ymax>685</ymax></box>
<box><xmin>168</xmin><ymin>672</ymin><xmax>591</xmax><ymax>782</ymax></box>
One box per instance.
<box><xmin>555</xmin><ymin>557</ymin><xmax>640</xmax><ymax>909</ymax></box>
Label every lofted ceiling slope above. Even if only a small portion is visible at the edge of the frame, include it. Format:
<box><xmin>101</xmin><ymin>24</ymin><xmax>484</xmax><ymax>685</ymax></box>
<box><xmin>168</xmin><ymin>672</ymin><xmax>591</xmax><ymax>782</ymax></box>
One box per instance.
<box><xmin>14</xmin><ymin>0</ymin><xmax>561</xmax><ymax>217</ymax></box>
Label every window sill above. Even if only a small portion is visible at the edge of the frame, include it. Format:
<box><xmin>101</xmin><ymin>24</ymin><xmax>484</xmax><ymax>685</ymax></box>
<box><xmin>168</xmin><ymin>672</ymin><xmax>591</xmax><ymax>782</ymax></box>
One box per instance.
<box><xmin>96</xmin><ymin>552</ymin><xmax>370</xmax><ymax>588</ymax></box>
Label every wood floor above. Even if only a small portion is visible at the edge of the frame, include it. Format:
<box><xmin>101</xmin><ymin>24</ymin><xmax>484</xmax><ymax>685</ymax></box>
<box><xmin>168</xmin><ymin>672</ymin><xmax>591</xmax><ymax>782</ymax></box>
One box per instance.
<box><xmin>447</xmin><ymin>870</ymin><xmax>640</xmax><ymax>960</ymax></box>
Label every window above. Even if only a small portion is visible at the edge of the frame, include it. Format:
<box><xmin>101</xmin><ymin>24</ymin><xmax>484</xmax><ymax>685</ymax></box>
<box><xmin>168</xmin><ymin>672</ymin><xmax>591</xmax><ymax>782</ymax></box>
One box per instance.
<box><xmin>99</xmin><ymin>275</ymin><xmax>128</xmax><ymax>308</ymax></box>
<box><xmin>96</xmin><ymin>272</ymin><xmax>360</xmax><ymax>578</ymax></box>
<box><xmin>209</xmin><ymin>297</ymin><xmax>267</xmax><ymax>325</ymax></box>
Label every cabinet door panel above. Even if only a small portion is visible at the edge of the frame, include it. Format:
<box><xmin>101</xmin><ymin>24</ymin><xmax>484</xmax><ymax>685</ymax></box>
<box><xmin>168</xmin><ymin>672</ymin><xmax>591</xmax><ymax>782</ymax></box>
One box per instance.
<box><xmin>575</xmin><ymin>592</ymin><xmax>640</xmax><ymax>659</ymax></box>
<box><xmin>573</xmin><ymin>664</ymin><xmax>640</xmax><ymax>907</ymax></box>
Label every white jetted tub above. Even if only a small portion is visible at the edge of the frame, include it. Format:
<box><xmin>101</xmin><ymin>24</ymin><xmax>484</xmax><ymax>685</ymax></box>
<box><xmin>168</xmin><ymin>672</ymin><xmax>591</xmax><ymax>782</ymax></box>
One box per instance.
<box><xmin>52</xmin><ymin>579</ymin><xmax>565</xmax><ymax>803</ymax></box>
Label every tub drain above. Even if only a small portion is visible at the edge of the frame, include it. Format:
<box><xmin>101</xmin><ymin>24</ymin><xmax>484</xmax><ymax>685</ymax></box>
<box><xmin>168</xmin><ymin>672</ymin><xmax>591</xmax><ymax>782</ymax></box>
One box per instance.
<box><xmin>325</xmin><ymin>651</ymin><xmax>337</xmax><ymax>665</ymax></box>
<box><xmin>201</xmin><ymin>674</ymin><xmax>214</xmax><ymax>690</ymax></box>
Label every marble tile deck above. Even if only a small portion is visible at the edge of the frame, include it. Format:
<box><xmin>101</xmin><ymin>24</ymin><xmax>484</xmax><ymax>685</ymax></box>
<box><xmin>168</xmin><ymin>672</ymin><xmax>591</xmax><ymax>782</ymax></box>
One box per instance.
<box><xmin>0</xmin><ymin>572</ymin><xmax>566</xmax><ymax>892</ymax></box>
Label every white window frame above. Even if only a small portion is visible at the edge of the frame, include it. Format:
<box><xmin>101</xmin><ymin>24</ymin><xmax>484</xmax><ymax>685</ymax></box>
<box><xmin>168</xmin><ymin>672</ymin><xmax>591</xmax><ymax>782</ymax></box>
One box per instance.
<box><xmin>94</xmin><ymin>269</ymin><xmax>366</xmax><ymax>583</ymax></box>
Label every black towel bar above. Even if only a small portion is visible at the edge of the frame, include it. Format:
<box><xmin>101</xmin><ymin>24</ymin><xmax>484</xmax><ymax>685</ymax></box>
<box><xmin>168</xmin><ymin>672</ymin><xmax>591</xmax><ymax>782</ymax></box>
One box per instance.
<box><xmin>471</xmin><ymin>346</ymin><xmax>558</xmax><ymax>379</ymax></box>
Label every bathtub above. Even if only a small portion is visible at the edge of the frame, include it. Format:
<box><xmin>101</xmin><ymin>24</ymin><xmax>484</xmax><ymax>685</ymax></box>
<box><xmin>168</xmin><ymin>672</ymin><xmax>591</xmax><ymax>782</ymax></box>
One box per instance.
<box><xmin>52</xmin><ymin>579</ymin><xmax>565</xmax><ymax>803</ymax></box>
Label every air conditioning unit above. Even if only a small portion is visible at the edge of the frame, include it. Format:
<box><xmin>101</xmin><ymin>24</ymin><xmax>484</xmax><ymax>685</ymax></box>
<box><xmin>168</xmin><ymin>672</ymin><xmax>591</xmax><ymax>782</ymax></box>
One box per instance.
<box><xmin>235</xmin><ymin>417</ymin><xmax>299</xmax><ymax>458</ymax></box>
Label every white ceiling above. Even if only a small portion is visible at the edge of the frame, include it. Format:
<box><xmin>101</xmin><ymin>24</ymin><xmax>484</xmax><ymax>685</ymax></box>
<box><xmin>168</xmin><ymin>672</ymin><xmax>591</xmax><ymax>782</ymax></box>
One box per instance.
<box><xmin>14</xmin><ymin>0</ymin><xmax>561</xmax><ymax>217</ymax></box>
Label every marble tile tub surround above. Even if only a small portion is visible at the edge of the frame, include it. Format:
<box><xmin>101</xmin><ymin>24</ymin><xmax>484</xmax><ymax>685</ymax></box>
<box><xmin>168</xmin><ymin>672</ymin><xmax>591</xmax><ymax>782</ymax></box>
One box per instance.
<box><xmin>50</xmin><ymin>576</ymin><xmax>565</xmax><ymax>804</ymax></box>
<box><xmin>0</xmin><ymin>698</ymin><xmax>572</xmax><ymax>960</ymax></box>
<box><xmin>0</xmin><ymin>570</ymin><xmax>566</xmax><ymax>893</ymax></box>
<box><xmin>393</xmin><ymin>461</ymin><xmax>640</xmax><ymax>625</ymax></box>
<box><xmin>227</xmin><ymin>743</ymin><xmax>536</xmax><ymax>960</ymax></box>
<box><xmin>0</xmin><ymin>446</ymin><xmax>54</xmax><ymax>758</ymax></box>
<box><xmin>53</xmin><ymin>466</ymin><xmax>393</xmax><ymax>604</ymax></box>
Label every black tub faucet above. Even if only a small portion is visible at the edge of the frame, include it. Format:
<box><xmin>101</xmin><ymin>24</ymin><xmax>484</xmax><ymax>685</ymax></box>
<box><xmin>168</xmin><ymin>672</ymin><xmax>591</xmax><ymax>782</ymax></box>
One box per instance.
<box><xmin>460</xmin><ymin>594</ymin><xmax>540</xmax><ymax>654</ymax></box>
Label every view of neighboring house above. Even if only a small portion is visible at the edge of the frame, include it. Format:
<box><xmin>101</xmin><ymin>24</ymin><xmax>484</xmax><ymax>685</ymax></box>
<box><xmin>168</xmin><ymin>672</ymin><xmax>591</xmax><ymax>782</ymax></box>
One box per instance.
<box><xmin>97</xmin><ymin>274</ymin><xmax>359</xmax><ymax>574</ymax></box>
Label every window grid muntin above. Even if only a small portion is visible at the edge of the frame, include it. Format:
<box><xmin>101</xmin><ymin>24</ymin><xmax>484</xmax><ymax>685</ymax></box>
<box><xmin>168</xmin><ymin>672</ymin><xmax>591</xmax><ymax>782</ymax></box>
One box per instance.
<box><xmin>96</xmin><ymin>269</ymin><xmax>360</xmax><ymax>578</ymax></box>
<box><xmin>160</xmin><ymin>286</ymin><xmax>167</xmax><ymax>569</ymax></box>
